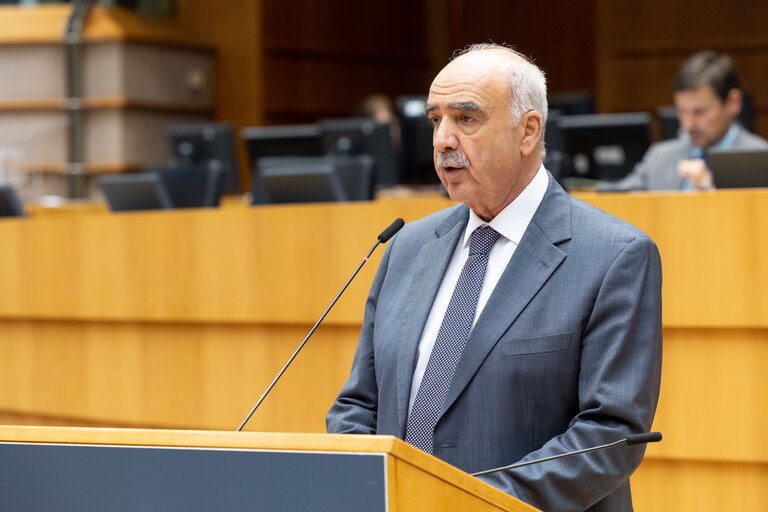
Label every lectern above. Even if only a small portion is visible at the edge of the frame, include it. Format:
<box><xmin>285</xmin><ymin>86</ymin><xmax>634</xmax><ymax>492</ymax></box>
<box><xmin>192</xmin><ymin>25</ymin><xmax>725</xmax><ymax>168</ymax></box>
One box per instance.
<box><xmin>0</xmin><ymin>426</ymin><xmax>538</xmax><ymax>512</ymax></box>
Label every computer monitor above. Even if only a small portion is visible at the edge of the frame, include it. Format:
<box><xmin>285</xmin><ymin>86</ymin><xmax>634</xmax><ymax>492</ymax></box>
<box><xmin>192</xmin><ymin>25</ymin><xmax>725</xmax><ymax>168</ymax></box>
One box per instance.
<box><xmin>543</xmin><ymin>110</ymin><xmax>569</xmax><ymax>187</ymax></box>
<box><xmin>150</xmin><ymin>165</ymin><xmax>226</xmax><ymax>208</ymax></box>
<box><xmin>241</xmin><ymin>124</ymin><xmax>325</xmax><ymax>202</ymax></box>
<box><xmin>0</xmin><ymin>184</ymin><xmax>25</xmax><ymax>218</ymax></box>
<box><xmin>547</xmin><ymin>92</ymin><xmax>595</xmax><ymax>116</ymax></box>
<box><xmin>656</xmin><ymin>106</ymin><xmax>680</xmax><ymax>141</ymax></box>
<box><xmin>100</xmin><ymin>167</ymin><xmax>225</xmax><ymax>212</ymax></box>
<box><xmin>708</xmin><ymin>148</ymin><xmax>768</xmax><ymax>189</ymax></box>
<box><xmin>166</xmin><ymin>122</ymin><xmax>240</xmax><ymax>193</ymax></box>
<box><xmin>254</xmin><ymin>155</ymin><xmax>374</xmax><ymax>204</ymax></box>
<box><xmin>557</xmin><ymin>112</ymin><xmax>653</xmax><ymax>182</ymax></box>
<box><xmin>242</xmin><ymin>124</ymin><xmax>324</xmax><ymax>163</ymax></box>
<box><xmin>99</xmin><ymin>173</ymin><xmax>173</xmax><ymax>212</ymax></box>
<box><xmin>319</xmin><ymin>117</ymin><xmax>399</xmax><ymax>187</ymax></box>
<box><xmin>395</xmin><ymin>96</ymin><xmax>438</xmax><ymax>185</ymax></box>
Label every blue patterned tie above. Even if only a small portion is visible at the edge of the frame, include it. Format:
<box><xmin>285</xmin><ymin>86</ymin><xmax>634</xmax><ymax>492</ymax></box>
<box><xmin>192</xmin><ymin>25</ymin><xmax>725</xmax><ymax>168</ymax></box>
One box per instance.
<box><xmin>405</xmin><ymin>225</ymin><xmax>501</xmax><ymax>454</ymax></box>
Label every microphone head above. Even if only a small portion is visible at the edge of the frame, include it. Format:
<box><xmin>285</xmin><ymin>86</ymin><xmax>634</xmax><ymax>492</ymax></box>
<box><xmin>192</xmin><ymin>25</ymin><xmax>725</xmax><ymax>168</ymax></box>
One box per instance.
<box><xmin>626</xmin><ymin>431</ymin><xmax>663</xmax><ymax>445</ymax></box>
<box><xmin>378</xmin><ymin>218</ymin><xmax>405</xmax><ymax>243</ymax></box>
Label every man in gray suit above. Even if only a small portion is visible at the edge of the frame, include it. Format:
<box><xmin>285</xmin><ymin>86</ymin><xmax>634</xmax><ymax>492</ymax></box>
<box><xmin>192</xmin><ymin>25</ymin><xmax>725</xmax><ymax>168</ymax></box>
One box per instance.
<box><xmin>327</xmin><ymin>43</ymin><xmax>662</xmax><ymax>511</ymax></box>
<box><xmin>598</xmin><ymin>51</ymin><xmax>768</xmax><ymax>192</ymax></box>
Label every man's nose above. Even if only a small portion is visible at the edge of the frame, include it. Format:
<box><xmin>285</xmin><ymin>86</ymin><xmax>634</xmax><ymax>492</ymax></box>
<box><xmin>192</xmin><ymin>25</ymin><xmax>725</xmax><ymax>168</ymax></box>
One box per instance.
<box><xmin>433</xmin><ymin>120</ymin><xmax>458</xmax><ymax>152</ymax></box>
<box><xmin>678</xmin><ymin>111</ymin><xmax>694</xmax><ymax>132</ymax></box>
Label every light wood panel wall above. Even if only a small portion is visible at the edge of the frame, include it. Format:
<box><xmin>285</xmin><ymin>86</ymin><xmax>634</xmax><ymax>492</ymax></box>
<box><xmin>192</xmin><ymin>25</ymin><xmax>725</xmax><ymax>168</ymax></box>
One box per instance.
<box><xmin>0</xmin><ymin>198</ymin><xmax>451</xmax><ymax>431</ymax></box>
<box><xmin>0</xmin><ymin>319</ymin><xmax>360</xmax><ymax>431</ymax></box>
<box><xmin>0</xmin><ymin>191</ymin><xmax>767</xmax><ymax>510</ymax></box>
<box><xmin>175</xmin><ymin>0</ymin><xmax>264</xmax><ymax>127</ymax></box>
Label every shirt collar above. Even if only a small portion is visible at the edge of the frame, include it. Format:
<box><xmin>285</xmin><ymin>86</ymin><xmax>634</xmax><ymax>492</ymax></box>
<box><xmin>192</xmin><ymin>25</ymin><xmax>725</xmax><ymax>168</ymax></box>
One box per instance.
<box><xmin>692</xmin><ymin>123</ymin><xmax>740</xmax><ymax>158</ymax></box>
<box><xmin>462</xmin><ymin>165</ymin><xmax>549</xmax><ymax>248</ymax></box>
<box><xmin>715</xmin><ymin>122</ymin><xmax>740</xmax><ymax>150</ymax></box>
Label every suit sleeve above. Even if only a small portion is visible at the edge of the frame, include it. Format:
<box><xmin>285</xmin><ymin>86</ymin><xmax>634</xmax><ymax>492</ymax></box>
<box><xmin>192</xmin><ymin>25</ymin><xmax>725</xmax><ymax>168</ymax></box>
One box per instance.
<box><xmin>325</xmin><ymin>238</ymin><xmax>394</xmax><ymax>434</ymax></box>
<box><xmin>478</xmin><ymin>235</ymin><xmax>663</xmax><ymax>511</ymax></box>
<box><xmin>596</xmin><ymin>148</ymin><xmax>655</xmax><ymax>192</ymax></box>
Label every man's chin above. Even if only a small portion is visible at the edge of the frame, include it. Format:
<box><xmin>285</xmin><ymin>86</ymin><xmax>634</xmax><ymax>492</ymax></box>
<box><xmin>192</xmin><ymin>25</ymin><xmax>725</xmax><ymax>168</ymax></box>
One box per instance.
<box><xmin>689</xmin><ymin>136</ymin><xmax>707</xmax><ymax>148</ymax></box>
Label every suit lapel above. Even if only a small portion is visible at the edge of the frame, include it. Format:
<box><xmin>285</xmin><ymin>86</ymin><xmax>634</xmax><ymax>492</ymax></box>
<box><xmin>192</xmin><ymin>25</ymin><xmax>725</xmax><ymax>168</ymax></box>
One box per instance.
<box><xmin>395</xmin><ymin>207</ymin><xmax>468</xmax><ymax>436</ymax></box>
<box><xmin>440</xmin><ymin>178</ymin><xmax>573</xmax><ymax>418</ymax></box>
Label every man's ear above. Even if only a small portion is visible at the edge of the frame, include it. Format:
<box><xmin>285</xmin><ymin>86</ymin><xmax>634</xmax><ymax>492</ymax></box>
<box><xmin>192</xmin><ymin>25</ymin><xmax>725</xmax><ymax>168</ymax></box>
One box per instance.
<box><xmin>519</xmin><ymin>111</ymin><xmax>543</xmax><ymax>157</ymax></box>
<box><xmin>725</xmin><ymin>88</ymin><xmax>743</xmax><ymax>118</ymax></box>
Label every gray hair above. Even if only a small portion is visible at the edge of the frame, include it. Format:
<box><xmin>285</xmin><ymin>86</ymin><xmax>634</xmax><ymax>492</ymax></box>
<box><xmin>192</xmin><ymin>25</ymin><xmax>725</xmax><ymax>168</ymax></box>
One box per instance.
<box><xmin>453</xmin><ymin>43</ymin><xmax>548</xmax><ymax>155</ymax></box>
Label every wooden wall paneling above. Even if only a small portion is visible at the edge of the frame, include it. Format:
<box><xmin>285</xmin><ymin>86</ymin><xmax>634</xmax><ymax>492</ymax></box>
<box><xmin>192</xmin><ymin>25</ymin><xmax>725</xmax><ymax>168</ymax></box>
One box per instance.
<box><xmin>260</xmin><ymin>0</ymin><xmax>432</xmax><ymax>124</ymax></box>
<box><xmin>454</xmin><ymin>0</ymin><xmax>596</xmax><ymax>94</ymax></box>
<box><xmin>596</xmin><ymin>0</ymin><xmax>768</xmax><ymax>137</ymax></box>
<box><xmin>648</xmin><ymin>328</ymin><xmax>768</xmax><ymax>462</ymax></box>
<box><xmin>2</xmin><ymin>191</ymin><xmax>768</xmax><ymax>508</ymax></box>
<box><xmin>175</xmin><ymin>0</ymin><xmax>263</xmax><ymax>127</ymax></box>
<box><xmin>632</xmin><ymin>459</ymin><xmax>768</xmax><ymax>511</ymax></box>
<box><xmin>0</xmin><ymin>319</ymin><xmax>361</xmax><ymax>431</ymax></box>
<box><xmin>576</xmin><ymin>190</ymin><xmax>768</xmax><ymax>327</ymax></box>
<box><xmin>0</xmin><ymin>199</ymin><xmax>454</xmax><ymax>323</ymax></box>
<box><xmin>262</xmin><ymin>0</ymin><xmax>428</xmax><ymax>57</ymax></box>
<box><xmin>262</xmin><ymin>57</ymin><xmax>430</xmax><ymax>122</ymax></box>
<box><xmin>175</xmin><ymin>0</ymin><xmax>264</xmax><ymax>191</ymax></box>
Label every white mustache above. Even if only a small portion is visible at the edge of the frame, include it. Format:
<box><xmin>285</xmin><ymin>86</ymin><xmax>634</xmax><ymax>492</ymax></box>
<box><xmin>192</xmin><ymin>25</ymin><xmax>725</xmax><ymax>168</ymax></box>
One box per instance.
<box><xmin>437</xmin><ymin>150</ymin><xmax>470</xmax><ymax>168</ymax></box>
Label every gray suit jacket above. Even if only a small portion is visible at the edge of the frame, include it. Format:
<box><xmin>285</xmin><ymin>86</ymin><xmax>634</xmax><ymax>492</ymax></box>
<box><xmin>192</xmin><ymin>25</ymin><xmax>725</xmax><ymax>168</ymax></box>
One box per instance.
<box><xmin>327</xmin><ymin>176</ymin><xmax>663</xmax><ymax>511</ymax></box>
<box><xmin>597</xmin><ymin>124</ymin><xmax>768</xmax><ymax>191</ymax></box>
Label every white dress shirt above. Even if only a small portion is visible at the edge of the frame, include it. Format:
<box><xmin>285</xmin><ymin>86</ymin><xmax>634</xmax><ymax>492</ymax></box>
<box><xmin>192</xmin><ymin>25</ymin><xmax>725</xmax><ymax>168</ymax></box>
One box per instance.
<box><xmin>408</xmin><ymin>166</ymin><xmax>549</xmax><ymax>411</ymax></box>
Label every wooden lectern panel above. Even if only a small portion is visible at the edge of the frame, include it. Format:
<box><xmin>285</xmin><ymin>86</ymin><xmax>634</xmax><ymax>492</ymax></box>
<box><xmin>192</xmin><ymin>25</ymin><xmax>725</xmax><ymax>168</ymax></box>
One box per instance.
<box><xmin>0</xmin><ymin>426</ymin><xmax>538</xmax><ymax>512</ymax></box>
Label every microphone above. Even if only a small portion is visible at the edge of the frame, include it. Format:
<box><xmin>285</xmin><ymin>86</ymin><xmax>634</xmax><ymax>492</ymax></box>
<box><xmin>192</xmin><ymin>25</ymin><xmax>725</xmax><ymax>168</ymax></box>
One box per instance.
<box><xmin>236</xmin><ymin>217</ymin><xmax>405</xmax><ymax>432</ymax></box>
<box><xmin>471</xmin><ymin>432</ymin><xmax>662</xmax><ymax>477</ymax></box>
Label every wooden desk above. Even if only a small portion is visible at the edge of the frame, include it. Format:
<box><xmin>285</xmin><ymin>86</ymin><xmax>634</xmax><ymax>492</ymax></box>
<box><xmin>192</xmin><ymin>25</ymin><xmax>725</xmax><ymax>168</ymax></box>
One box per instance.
<box><xmin>0</xmin><ymin>191</ymin><xmax>766</xmax><ymax>510</ymax></box>
<box><xmin>0</xmin><ymin>425</ymin><xmax>536</xmax><ymax>512</ymax></box>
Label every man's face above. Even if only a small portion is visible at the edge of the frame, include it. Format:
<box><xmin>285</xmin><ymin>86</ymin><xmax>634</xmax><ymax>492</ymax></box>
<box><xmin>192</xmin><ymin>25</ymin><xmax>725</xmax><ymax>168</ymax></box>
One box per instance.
<box><xmin>425</xmin><ymin>52</ymin><xmax>540</xmax><ymax>221</ymax></box>
<box><xmin>674</xmin><ymin>85</ymin><xmax>740</xmax><ymax>148</ymax></box>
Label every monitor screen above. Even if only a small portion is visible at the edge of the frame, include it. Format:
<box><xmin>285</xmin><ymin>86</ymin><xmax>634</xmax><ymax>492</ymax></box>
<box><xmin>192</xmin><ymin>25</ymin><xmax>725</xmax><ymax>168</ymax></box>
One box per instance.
<box><xmin>150</xmin><ymin>165</ymin><xmax>225</xmax><ymax>208</ymax></box>
<box><xmin>547</xmin><ymin>92</ymin><xmax>595</xmax><ymax>116</ymax></box>
<box><xmin>253</xmin><ymin>155</ymin><xmax>374</xmax><ymax>205</ymax></box>
<box><xmin>0</xmin><ymin>185</ymin><xmax>25</xmax><ymax>218</ymax></box>
<box><xmin>242</xmin><ymin>124</ymin><xmax>324</xmax><ymax>163</ymax></box>
<box><xmin>256</xmin><ymin>156</ymin><xmax>348</xmax><ymax>204</ymax></box>
<box><xmin>319</xmin><ymin>117</ymin><xmax>399</xmax><ymax>187</ymax></box>
<box><xmin>166</xmin><ymin>122</ymin><xmax>240</xmax><ymax>193</ymax></box>
<box><xmin>99</xmin><ymin>173</ymin><xmax>173</xmax><ymax>212</ymax></box>
<box><xmin>395</xmin><ymin>96</ymin><xmax>438</xmax><ymax>185</ymax></box>
<box><xmin>708</xmin><ymin>148</ymin><xmax>768</xmax><ymax>189</ymax></box>
<box><xmin>241</xmin><ymin>124</ymin><xmax>325</xmax><ymax>203</ymax></box>
<box><xmin>557</xmin><ymin>112</ymin><xmax>653</xmax><ymax>182</ymax></box>
<box><xmin>656</xmin><ymin>106</ymin><xmax>680</xmax><ymax>141</ymax></box>
<box><xmin>542</xmin><ymin>110</ymin><xmax>569</xmax><ymax>187</ymax></box>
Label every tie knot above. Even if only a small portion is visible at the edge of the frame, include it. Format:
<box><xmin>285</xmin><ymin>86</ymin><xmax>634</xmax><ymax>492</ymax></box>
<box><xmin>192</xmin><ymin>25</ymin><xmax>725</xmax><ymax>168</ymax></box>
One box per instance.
<box><xmin>469</xmin><ymin>226</ymin><xmax>501</xmax><ymax>255</ymax></box>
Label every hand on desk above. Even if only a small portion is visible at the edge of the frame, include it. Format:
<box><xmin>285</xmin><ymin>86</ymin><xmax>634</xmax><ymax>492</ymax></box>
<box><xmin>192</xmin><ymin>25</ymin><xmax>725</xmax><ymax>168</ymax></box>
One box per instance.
<box><xmin>678</xmin><ymin>158</ymin><xmax>714</xmax><ymax>190</ymax></box>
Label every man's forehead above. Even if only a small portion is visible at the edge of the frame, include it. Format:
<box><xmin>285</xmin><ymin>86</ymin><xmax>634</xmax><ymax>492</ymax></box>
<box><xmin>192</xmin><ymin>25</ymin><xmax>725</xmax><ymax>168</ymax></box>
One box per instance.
<box><xmin>674</xmin><ymin>84</ymin><xmax>721</xmax><ymax>106</ymax></box>
<box><xmin>427</xmin><ymin>51</ymin><xmax>514</xmax><ymax>103</ymax></box>
<box><xmin>426</xmin><ymin>73</ymin><xmax>508</xmax><ymax>114</ymax></box>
